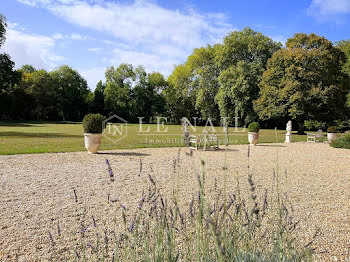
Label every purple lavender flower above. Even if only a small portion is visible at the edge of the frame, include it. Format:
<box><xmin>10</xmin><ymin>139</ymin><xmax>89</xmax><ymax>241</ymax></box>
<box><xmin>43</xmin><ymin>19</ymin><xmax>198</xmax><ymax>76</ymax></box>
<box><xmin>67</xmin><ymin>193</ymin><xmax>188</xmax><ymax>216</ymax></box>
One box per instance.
<box><xmin>138</xmin><ymin>196</ymin><xmax>145</xmax><ymax>210</ymax></box>
<box><xmin>105</xmin><ymin>159</ymin><xmax>115</xmax><ymax>182</ymax></box>
<box><xmin>48</xmin><ymin>231</ymin><xmax>55</xmax><ymax>250</ymax></box>
<box><xmin>128</xmin><ymin>222</ymin><xmax>135</xmax><ymax>232</ymax></box>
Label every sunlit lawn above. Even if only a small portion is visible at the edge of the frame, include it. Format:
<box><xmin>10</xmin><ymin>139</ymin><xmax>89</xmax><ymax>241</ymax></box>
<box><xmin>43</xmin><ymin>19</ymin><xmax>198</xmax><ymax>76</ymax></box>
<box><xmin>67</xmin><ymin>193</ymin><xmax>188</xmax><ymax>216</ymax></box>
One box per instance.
<box><xmin>0</xmin><ymin>121</ymin><xmax>307</xmax><ymax>155</ymax></box>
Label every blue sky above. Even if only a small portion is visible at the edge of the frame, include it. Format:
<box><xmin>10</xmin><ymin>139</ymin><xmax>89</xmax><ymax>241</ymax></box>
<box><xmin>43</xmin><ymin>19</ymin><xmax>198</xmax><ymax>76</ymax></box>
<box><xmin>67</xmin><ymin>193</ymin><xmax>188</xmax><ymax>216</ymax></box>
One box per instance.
<box><xmin>1</xmin><ymin>0</ymin><xmax>350</xmax><ymax>89</ymax></box>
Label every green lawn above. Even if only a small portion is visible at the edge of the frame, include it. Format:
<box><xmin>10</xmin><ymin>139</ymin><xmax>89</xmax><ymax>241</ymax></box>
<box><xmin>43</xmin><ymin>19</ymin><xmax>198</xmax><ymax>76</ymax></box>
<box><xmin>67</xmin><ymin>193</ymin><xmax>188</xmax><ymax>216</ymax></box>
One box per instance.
<box><xmin>0</xmin><ymin>121</ymin><xmax>307</xmax><ymax>155</ymax></box>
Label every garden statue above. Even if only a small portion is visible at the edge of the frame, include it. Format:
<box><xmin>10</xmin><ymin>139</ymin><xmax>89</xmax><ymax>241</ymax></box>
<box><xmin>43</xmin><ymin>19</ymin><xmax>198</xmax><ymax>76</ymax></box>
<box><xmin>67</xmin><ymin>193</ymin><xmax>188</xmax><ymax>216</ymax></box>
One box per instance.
<box><xmin>285</xmin><ymin>120</ymin><xmax>292</xmax><ymax>143</ymax></box>
<box><xmin>286</xmin><ymin>120</ymin><xmax>292</xmax><ymax>135</ymax></box>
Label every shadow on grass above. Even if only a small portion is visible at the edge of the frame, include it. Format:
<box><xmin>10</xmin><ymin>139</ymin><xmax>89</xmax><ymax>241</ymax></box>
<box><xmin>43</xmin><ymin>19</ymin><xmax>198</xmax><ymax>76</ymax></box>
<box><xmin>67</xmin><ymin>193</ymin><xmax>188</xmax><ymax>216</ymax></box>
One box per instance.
<box><xmin>0</xmin><ymin>132</ymin><xmax>81</xmax><ymax>138</ymax></box>
<box><xmin>0</xmin><ymin>122</ymin><xmax>41</xmax><ymax>127</ymax></box>
<box><xmin>98</xmin><ymin>152</ymin><xmax>151</xmax><ymax>156</ymax></box>
<box><xmin>0</xmin><ymin>120</ymin><xmax>81</xmax><ymax>127</ymax></box>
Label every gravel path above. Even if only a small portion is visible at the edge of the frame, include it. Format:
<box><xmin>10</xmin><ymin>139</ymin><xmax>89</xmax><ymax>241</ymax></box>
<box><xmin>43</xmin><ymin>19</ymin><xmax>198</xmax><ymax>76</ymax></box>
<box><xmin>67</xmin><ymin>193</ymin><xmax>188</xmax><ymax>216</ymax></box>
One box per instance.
<box><xmin>0</xmin><ymin>142</ymin><xmax>349</xmax><ymax>261</ymax></box>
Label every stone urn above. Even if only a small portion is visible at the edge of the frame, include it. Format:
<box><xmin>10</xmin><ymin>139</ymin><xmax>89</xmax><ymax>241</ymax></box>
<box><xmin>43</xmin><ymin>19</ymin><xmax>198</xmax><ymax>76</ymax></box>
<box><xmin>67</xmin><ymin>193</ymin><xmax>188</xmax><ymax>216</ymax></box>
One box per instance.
<box><xmin>84</xmin><ymin>133</ymin><xmax>102</xmax><ymax>154</ymax></box>
<box><xmin>82</xmin><ymin>114</ymin><xmax>106</xmax><ymax>154</ymax></box>
<box><xmin>327</xmin><ymin>133</ymin><xmax>337</xmax><ymax>142</ymax></box>
<box><xmin>326</xmin><ymin>126</ymin><xmax>338</xmax><ymax>143</ymax></box>
<box><xmin>248</xmin><ymin>132</ymin><xmax>259</xmax><ymax>145</ymax></box>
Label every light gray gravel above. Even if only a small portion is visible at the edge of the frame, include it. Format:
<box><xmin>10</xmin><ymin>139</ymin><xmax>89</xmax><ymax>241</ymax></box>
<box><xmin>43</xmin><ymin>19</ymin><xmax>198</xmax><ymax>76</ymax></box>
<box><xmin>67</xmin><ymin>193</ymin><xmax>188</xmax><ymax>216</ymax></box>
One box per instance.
<box><xmin>0</xmin><ymin>142</ymin><xmax>349</xmax><ymax>261</ymax></box>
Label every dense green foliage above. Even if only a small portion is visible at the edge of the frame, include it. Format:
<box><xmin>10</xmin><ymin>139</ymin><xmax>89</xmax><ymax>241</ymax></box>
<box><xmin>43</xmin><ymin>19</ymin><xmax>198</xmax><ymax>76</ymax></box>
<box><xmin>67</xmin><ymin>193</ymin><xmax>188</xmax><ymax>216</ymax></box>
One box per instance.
<box><xmin>336</xmin><ymin>40</ymin><xmax>350</xmax><ymax>109</ymax></box>
<box><xmin>330</xmin><ymin>131</ymin><xmax>350</xmax><ymax>149</ymax></box>
<box><xmin>82</xmin><ymin>113</ymin><xmax>106</xmax><ymax>133</ymax></box>
<box><xmin>51</xmin><ymin>65</ymin><xmax>90</xmax><ymax>121</ymax></box>
<box><xmin>0</xmin><ymin>12</ymin><xmax>349</xmax><ymax>128</ymax></box>
<box><xmin>216</xmin><ymin>28</ymin><xmax>281</xmax><ymax>125</ymax></box>
<box><xmin>248</xmin><ymin>122</ymin><xmax>261</xmax><ymax>133</ymax></box>
<box><xmin>334</xmin><ymin>119</ymin><xmax>350</xmax><ymax>131</ymax></box>
<box><xmin>104</xmin><ymin>64</ymin><xmax>166</xmax><ymax>122</ymax></box>
<box><xmin>254</xmin><ymin>33</ymin><xmax>350</xmax><ymax>133</ymax></box>
<box><xmin>304</xmin><ymin>120</ymin><xmax>326</xmax><ymax>131</ymax></box>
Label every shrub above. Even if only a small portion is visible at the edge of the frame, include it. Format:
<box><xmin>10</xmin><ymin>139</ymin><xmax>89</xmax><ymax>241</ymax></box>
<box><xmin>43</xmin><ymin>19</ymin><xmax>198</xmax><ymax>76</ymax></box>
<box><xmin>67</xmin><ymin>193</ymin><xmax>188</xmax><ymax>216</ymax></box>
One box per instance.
<box><xmin>334</xmin><ymin>119</ymin><xmax>350</xmax><ymax>132</ymax></box>
<box><xmin>248</xmin><ymin>122</ymin><xmax>260</xmax><ymax>133</ymax></box>
<box><xmin>327</xmin><ymin>126</ymin><xmax>337</xmax><ymax>133</ymax></box>
<box><xmin>304</xmin><ymin>120</ymin><xmax>326</xmax><ymax>131</ymax></box>
<box><xmin>82</xmin><ymin>113</ymin><xmax>106</xmax><ymax>133</ymax></box>
<box><xmin>330</xmin><ymin>131</ymin><xmax>350</xmax><ymax>149</ymax></box>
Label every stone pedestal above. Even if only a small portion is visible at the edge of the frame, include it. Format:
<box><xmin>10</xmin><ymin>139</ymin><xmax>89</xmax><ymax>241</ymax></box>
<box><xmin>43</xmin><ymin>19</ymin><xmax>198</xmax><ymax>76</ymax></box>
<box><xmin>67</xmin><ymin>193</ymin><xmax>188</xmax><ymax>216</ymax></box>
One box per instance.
<box><xmin>285</xmin><ymin>133</ymin><xmax>292</xmax><ymax>143</ymax></box>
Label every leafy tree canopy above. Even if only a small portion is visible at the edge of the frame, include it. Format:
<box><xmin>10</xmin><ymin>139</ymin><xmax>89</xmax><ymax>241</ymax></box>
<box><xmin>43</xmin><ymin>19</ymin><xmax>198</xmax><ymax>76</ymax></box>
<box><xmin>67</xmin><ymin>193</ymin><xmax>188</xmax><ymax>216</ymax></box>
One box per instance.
<box><xmin>19</xmin><ymin>64</ymin><xmax>37</xmax><ymax>74</ymax></box>
<box><xmin>166</xmin><ymin>63</ymin><xmax>196</xmax><ymax>122</ymax></box>
<box><xmin>215</xmin><ymin>28</ymin><xmax>281</xmax><ymax>124</ymax></box>
<box><xmin>254</xmin><ymin>33</ymin><xmax>350</xmax><ymax>133</ymax></box>
<box><xmin>50</xmin><ymin>65</ymin><xmax>90</xmax><ymax>121</ymax></box>
<box><xmin>104</xmin><ymin>63</ymin><xmax>135</xmax><ymax>119</ymax></box>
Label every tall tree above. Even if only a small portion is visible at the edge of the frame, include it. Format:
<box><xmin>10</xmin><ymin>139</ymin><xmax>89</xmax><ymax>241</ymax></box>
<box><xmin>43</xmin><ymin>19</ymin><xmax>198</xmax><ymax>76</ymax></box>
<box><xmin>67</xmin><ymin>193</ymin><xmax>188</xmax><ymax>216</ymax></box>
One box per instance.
<box><xmin>91</xmin><ymin>80</ymin><xmax>106</xmax><ymax>114</ymax></box>
<box><xmin>0</xmin><ymin>54</ymin><xmax>21</xmax><ymax>119</ymax></box>
<box><xmin>188</xmin><ymin>45</ymin><xmax>221</xmax><ymax>122</ymax></box>
<box><xmin>50</xmin><ymin>65</ymin><xmax>90</xmax><ymax>121</ymax></box>
<box><xmin>147</xmin><ymin>71</ymin><xmax>167</xmax><ymax>118</ymax></box>
<box><xmin>104</xmin><ymin>63</ymin><xmax>135</xmax><ymax>119</ymax></box>
<box><xmin>20</xmin><ymin>70</ymin><xmax>56</xmax><ymax>120</ymax></box>
<box><xmin>336</xmin><ymin>40</ymin><xmax>350</xmax><ymax>110</ymax></box>
<box><xmin>217</xmin><ymin>61</ymin><xmax>263</xmax><ymax>124</ymax></box>
<box><xmin>0</xmin><ymin>15</ymin><xmax>22</xmax><ymax>119</ymax></box>
<box><xmin>166</xmin><ymin>45</ymin><xmax>221</xmax><ymax>123</ymax></box>
<box><xmin>132</xmin><ymin>68</ymin><xmax>167</xmax><ymax>122</ymax></box>
<box><xmin>19</xmin><ymin>64</ymin><xmax>37</xmax><ymax>74</ymax></box>
<box><xmin>166</xmin><ymin>63</ymin><xmax>197</xmax><ymax>122</ymax></box>
<box><xmin>215</xmin><ymin>28</ymin><xmax>281</xmax><ymax>125</ymax></box>
<box><xmin>254</xmin><ymin>33</ymin><xmax>350</xmax><ymax>133</ymax></box>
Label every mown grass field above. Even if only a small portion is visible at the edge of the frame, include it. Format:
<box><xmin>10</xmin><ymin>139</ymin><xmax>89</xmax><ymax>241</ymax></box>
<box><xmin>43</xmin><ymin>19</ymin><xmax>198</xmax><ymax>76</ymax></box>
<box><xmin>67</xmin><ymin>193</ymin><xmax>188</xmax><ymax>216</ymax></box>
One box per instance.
<box><xmin>0</xmin><ymin>121</ymin><xmax>307</xmax><ymax>155</ymax></box>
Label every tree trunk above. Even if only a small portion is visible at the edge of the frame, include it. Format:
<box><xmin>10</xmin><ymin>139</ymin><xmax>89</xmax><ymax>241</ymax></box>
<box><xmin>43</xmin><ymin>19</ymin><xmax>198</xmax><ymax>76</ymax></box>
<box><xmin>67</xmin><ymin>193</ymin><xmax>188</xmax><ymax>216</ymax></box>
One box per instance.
<box><xmin>298</xmin><ymin>120</ymin><xmax>305</xmax><ymax>135</ymax></box>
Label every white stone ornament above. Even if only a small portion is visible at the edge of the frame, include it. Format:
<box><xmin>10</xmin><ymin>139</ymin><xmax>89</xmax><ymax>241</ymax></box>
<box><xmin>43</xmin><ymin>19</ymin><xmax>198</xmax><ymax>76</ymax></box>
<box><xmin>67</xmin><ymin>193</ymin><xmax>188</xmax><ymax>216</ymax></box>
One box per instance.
<box><xmin>285</xmin><ymin>120</ymin><xmax>292</xmax><ymax>143</ymax></box>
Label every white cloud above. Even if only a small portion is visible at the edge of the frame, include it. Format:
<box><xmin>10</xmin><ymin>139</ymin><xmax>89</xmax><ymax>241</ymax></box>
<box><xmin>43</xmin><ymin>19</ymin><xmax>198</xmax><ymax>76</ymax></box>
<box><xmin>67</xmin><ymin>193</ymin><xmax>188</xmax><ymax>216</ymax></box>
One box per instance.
<box><xmin>308</xmin><ymin>0</ymin><xmax>350</xmax><ymax>20</ymax></box>
<box><xmin>1</xmin><ymin>24</ymin><xmax>64</xmax><ymax>70</ymax></box>
<box><xmin>111</xmin><ymin>47</ymin><xmax>178</xmax><ymax>76</ymax></box>
<box><xmin>69</xmin><ymin>33</ymin><xmax>89</xmax><ymax>40</ymax></box>
<box><xmin>17</xmin><ymin>0</ymin><xmax>51</xmax><ymax>6</ymax></box>
<box><xmin>52</xmin><ymin>32</ymin><xmax>90</xmax><ymax>40</ymax></box>
<box><xmin>15</xmin><ymin>0</ymin><xmax>236</xmax><ymax>88</ymax></box>
<box><xmin>80</xmin><ymin>66</ymin><xmax>106</xmax><ymax>89</ymax></box>
<box><xmin>52</xmin><ymin>32</ymin><xmax>64</xmax><ymax>39</ymax></box>
<box><xmin>16</xmin><ymin>0</ymin><xmax>234</xmax><ymax>63</ymax></box>
<box><xmin>88</xmin><ymin>47</ymin><xmax>101</xmax><ymax>52</ymax></box>
<box><xmin>45</xmin><ymin>0</ymin><xmax>233</xmax><ymax>48</ymax></box>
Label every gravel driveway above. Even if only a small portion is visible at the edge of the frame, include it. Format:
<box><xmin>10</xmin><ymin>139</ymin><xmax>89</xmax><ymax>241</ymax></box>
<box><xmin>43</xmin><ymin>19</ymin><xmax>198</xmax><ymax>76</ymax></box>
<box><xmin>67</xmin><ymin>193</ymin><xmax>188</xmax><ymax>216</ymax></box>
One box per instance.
<box><xmin>0</xmin><ymin>142</ymin><xmax>349</xmax><ymax>261</ymax></box>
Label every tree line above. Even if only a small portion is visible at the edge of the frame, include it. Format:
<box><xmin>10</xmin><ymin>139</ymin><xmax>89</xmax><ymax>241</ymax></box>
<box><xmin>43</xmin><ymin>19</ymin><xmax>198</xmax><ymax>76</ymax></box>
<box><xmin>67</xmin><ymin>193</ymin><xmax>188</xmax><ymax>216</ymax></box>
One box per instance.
<box><xmin>1</xmin><ymin>14</ymin><xmax>350</xmax><ymax>132</ymax></box>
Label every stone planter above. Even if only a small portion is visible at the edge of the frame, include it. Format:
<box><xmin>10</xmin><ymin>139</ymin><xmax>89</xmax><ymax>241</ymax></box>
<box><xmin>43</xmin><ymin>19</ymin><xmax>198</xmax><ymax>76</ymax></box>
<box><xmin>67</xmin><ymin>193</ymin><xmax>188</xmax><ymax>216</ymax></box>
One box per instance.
<box><xmin>84</xmin><ymin>133</ymin><xmax>102</xmax><ymax>154</ymax></box>
<box><xmin>248</xmin><ymin>132</ymin><xmax>259</xmax><ymax>145</ymax></box>
<box><xmin>327</xmin><ymin>132</ymin><xmax>338</xmax><ymax>142</ymax></box>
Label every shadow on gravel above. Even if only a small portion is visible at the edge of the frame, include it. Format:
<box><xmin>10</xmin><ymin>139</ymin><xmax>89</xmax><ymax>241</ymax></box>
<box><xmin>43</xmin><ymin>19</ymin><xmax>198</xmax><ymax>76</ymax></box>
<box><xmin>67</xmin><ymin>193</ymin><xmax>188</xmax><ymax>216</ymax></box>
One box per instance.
<box><xmin>98</xmin><ymin>152</ymin><xmax>151</xmax><ymax>156</ymax></box>
<box><xmin>220</xmin><ymin>148</ymin><xmax>239</xmax><ymax>152</ymax></box>
<box><xmin>256</xmin><ymin>144</ymin><xmax>286</xmax><ymax>148</ymax></box>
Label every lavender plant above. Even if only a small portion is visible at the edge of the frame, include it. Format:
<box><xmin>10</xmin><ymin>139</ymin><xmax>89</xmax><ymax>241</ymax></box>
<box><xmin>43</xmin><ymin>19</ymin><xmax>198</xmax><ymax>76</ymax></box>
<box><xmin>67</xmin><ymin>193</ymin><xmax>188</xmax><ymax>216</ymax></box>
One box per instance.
<box><xmin>47</xmin><ymin>150</ymin><xmax>314</xmax><ymax>262</ymax></box>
